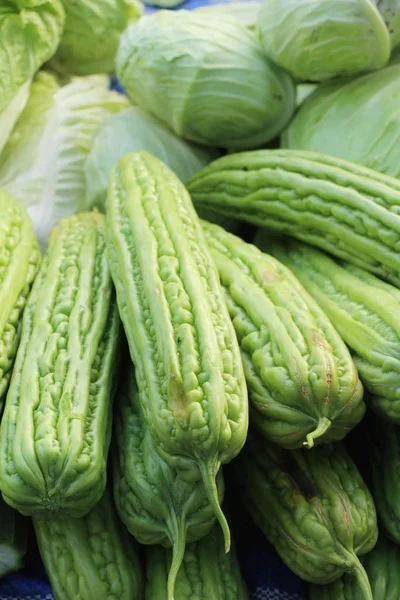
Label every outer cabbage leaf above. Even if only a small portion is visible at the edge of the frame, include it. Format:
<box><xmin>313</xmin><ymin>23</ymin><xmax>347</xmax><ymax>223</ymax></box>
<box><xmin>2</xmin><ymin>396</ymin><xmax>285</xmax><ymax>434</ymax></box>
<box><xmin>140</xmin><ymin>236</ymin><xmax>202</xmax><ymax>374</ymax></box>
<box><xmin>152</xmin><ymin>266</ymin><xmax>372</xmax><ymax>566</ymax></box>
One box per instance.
<box><xmin>0</xmin><ymin>72</ymin><xmax>129</xmax><ymax>249</ymax></box>
<box><xmin>282</xmin><ymin>64</ymin><xmax>400</xmax><ymax>179</ymax></box>
<box><xmin>257</xmin><ymin>0</ymin><xmax>390</xmax><ymax>82</ymax></box>
<box><xmin>116</xmin><ymin>11</ymin><xmax>296</xmax><ymax>150</ymax></box>
<box><xmin>49</xmin><ymin>0</ymin><xmax>143</xmax><ymax>76</ymax></box>
<box><xmin>84</xmin><ymin>106</ymin><xmax>219</xmax><ymax>210</ymax></box>
<box><xmin>377</xmin><ymin>0</ymin><xmax>400</xmax><ymax>49</ymax></box>
<box><xmin>195</xmin><ymin>1</ymin><xmax>261</xmax><ymax>29</ymax></box>
<box><xmin>0</xmin><ymin>0</ymin><xmax>65</xmax><ymax>154</ymax></box>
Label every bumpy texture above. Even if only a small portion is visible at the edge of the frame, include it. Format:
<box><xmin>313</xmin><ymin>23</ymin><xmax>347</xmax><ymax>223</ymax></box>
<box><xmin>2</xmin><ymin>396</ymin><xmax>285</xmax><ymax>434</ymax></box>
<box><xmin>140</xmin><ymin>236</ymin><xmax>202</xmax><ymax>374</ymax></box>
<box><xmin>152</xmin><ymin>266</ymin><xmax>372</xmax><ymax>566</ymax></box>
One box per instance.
<box><xmin>0</xmin><ymin>212</ymin><xmax>121</xmax><ymax>517</ymax></box>
<box><xmin>145</xmin><ymin>523</ymin><xmax>248</xmax><ymax>600</ymax></box>
<box><xmin>113</xmin><ymin>366</ymin><xmax>224</xmax><ymax>600</ymax></box>
<box><xmin>116</xmin><ymin>11</ymin><xmax>295</xmax><ymax>150</ymax></box>
<box><xmin>0</xmin><ymin>191</ymin><xmax>40</xmax><ymax>412</ymax></box>
<box><xmin>263</xmin><ymin>237</ymin><xmax>400</xmax><ymax>422</ymax></box>
<box><xmin>237</xmin><ymin>431</ymin><xmax>377</xmax><ymax>599</ymax></box>
<box><xmin>283</xmin><ymin>65</ymin><xmax>400</xmax><ymax>180</ymax></box>
<box><xmin>106</xmin><ymin>151</ymin><xmax>248</xmax><ymax>551</ymax></box>
<box><xmin>309</xmin><ymin>535</ymin><xmax>400</xmax><ymax>600</ymax></box>
<box><xmin>34</xmin><ymin>489</ymin><xmax>143</xmax><ymax>600</ymax></box>
<box><xmin>202</xmin><ymin>221</ymin><xmax>364</xmax><ymax>449</ymax></box>
<box><xmin>187</xmin><ymin>150</ymin><xmax>400</xmax><ymax>286</ymax></box>
<box><xmin>368</xmin><ymin>414</ymin><xmax>400</xmax><ymax>543</ymax></box>
<box><xmin>257</xmin><ymin>0</ymin><xmax>390</xmax><ymax>81</ymax></box>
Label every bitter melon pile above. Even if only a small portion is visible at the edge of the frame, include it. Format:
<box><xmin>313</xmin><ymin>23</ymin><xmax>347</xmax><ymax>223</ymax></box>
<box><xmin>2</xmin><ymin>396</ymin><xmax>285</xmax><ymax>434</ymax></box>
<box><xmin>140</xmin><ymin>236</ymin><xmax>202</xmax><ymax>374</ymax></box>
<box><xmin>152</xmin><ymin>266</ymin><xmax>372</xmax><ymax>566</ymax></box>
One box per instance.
<box><xmin>1</xmin><ymin>1</ymin><xmax>400</xmax><ymax>599</ymax></box>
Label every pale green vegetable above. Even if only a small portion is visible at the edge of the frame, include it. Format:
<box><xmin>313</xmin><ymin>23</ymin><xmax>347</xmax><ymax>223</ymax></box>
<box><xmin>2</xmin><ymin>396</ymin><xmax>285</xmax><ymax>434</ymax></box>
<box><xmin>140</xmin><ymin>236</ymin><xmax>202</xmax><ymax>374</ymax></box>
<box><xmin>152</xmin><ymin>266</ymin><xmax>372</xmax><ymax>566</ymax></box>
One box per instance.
<box><xmin>283</xmin><ymin>64</ymin><xmax>400</xmax><ymax>179</ymax></box>
<box><xmin>0</xmin><ymin>1</ymin><xmax>65</xmax><ymax>154</ymax></box>
<box><xmin>84</xmin><ymin>106</ymin><xmax>219</xmax><ymax>210</ymax></box>
<box><xmin>296</xmin><ymin>84</ymin><xmax>317</xmax><ymax>106</ymax></box>
<box><xmin>116</xmin><ymin>11</ymin><xmax>296</xmax><ymax>150</ymax></box>
<box><xmin>195</xmin><ymin>1</ymin><xmax>261</xmax><ymax>29</ymax></box>
<box><xmin>377</xmin><ymin>0</ymin><xmax>400</xmax><ymax>49</ymax></box>
<box><xmin>0</xmin><ymin>72</ymin><xmax>129</xmax><ymax>250</ymax></box>
<box><xmin>48</xmin><ymin>0</ymin><xmax>143</xmax><ymax>76</ymax></box>
<box><xmin>257</xmin><ymin>0</ymin><xmax>391</xmax><ymax>82</ymax></box>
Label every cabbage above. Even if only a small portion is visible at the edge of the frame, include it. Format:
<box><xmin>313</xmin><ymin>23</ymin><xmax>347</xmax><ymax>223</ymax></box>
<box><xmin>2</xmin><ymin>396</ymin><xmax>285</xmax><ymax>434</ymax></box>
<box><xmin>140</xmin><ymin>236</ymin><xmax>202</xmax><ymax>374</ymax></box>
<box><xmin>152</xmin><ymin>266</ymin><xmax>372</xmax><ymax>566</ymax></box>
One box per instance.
<box><xmin>84</xmin><ymin>106</ymin><xmax>219</xmax><ymax>210</ymax></box>
<box><xmin>0</xmin><ymin>72</ymin><xmax>129</xmax><ymax>249</ymax></box>
<box><xmin>283</xmin><ymin>64</ymin><xmax>400</xmax><ymax>178</ymax></box>
<box><xmin>49</xmin><ymin>0</ymin><xmax>143</xmax><ymax>76</ymax></box>
<box><xmin>377</xmin><ymin>0</ymin><xmax>400</xmax><ymax>49</ymax></box>
<box><xmin>257</xmin><ymin>0</ymin><xmax>391</xmax><ymax>82</ymax></box>
<box><xmin>0</xmin><ymin>0</ymin><xmax>65</xmax><ymax>154</ymax></box>
<box><xmin>116</xmin><ymin>10</ymin><xmax>295</xmax><ymax>150</ymax></box>
<box><xmin>195</xmin><ymin>1</ymin><xmax>261</xmax><ymax>29</ymax></box>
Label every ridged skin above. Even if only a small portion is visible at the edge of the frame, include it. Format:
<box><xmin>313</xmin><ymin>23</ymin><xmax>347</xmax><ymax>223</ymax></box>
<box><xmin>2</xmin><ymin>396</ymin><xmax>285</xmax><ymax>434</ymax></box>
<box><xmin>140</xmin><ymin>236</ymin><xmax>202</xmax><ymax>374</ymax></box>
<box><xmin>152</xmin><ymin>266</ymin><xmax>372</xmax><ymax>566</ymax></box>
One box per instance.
<box><xmin>0</xmin><ymin>212</ymin><xmax>121</xmax><ymax>517</ymax></box>
<box><xmin>368</xmin><ymin>414</ymin><xmax>400</xmax><ymax>543</ymax></box>
<box><xmin>202</xmin><ymin>220</ymin><xmax>364</xmax><ymax>449</ymax></box>
<box><xmin>262</xmin><ymin>237</ymin><xmax>400</xmax><ymax>422</ymax></box>
<box><xmin>145</xmin><ymin>523</ymin><xmax>248</xmax><ymax>600</ymax></box>
<box><xmin>106</xmin><ymin>151</ymin><xmax>248</xmax><ymax>547</ymax></box>
<box><xmin>113</xmin><ymin>366</ymin><xmax>224</xmax><ymax>599</ymax></box>
<box><xmin>33</xmin><ymin>489</ymin><xmax>143</xmax><ymax>600</ymax></box>
<box><xmin>310</xmin><ymin>536</ymin><xmax>400</xmax><ymax>600</ymax></box>
<box><xmin>0</xmin><ymin>190</ymin><xmax>40</xmax><ymax>412</ymax></box>
<box><xmin>236</xmin><ymin>431</ymin><xmax>377</xmax><ymax>598</ymax></box>
<box><xmin>187</xmin><ymin>149</ymin><xmax>400</xmax><ymax>286</ymax></box>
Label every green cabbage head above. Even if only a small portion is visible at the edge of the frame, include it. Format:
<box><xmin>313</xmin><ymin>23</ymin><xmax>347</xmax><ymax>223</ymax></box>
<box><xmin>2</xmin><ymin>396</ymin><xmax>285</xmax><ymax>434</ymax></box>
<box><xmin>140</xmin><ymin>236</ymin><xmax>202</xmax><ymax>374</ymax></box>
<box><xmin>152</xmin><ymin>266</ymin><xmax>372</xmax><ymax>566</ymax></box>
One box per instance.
<box><xmin>84</xmin><ymin>106</ymin><xmax>219</xmax><ymax>210</ymax></box>
<box><xmin>377</xmin><ymin>0</ymin><xmax>400</xmax><ymax>50</ymax></box>
<box><xmin>0</xmin><ymin>72</ymin><xmax>129</xmax><ymax>249</ymax></box>
<box><xmin>116</xmin><ymin>10</ymin><xmax>296</xmax><ymax>150</ymax></box>
<box><xmin>49</xmin><ymin>0</ymin><xmax>143</xmax><ymax>76</ymax></box>
<box><xmin>283</xmin><ymin>64</ymin><xmax>400</xmax><ymax>178</ymax></box>
<box><xmin>0</xmin><ymin>0</ymin><xmax>65</xmax><ymax>154</ymax></box>
<box><xmin>257</xmin><ymin>0</ymin><xmax>391</xmax><ymax>82</ymax></box>
<box><xmin>195</xmin><ymin>1</ymin><xmax>261</xmax><ymax>29</ymax></box>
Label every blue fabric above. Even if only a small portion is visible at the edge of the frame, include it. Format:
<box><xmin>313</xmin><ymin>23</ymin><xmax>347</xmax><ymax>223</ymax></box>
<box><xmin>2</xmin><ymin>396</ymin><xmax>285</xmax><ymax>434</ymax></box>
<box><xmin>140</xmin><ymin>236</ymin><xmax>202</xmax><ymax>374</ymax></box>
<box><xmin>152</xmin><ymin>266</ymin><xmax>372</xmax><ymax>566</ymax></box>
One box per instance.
<box><xmin>0</xmin><ymin>0</ymin><xmax>308</xmax><ymax>598</ymax></box>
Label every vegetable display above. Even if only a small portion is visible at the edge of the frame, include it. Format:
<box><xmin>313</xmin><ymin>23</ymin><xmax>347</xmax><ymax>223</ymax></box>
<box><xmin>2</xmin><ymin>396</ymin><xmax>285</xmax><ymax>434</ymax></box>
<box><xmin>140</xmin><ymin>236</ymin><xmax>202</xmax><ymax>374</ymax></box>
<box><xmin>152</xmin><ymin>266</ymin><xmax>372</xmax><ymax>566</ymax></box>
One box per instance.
<box><xmin>145</xmin><ymin>522</ymin><xmax>248</xmax><ymax>600</ymax></box>
<box><xmin>187</xmin><ymin>150</ymin><xmax>400</xmax><ymax>286</ymax></box>
<box><xmin>202</xmin><ymin>220</ymin><xmax>364</xmax><ymax>449</ymax></box>
<box><xmin>0</xmin><ymin>0</ymin><xmax>65</xmax><ymax>154</ymax></box>
<box><xmin>113</xmin><ymin>365</ymin><xmax>224</xmax><ymax>600</ymax></box>
<box><xmin>34</xmin><ymin>488</ymin><xmax>144</xmax><ymax>600</ymax></box>
<box><xmin>48</xmin><ymin>0</ymin><xmax>143</xmax><ymax>76</ymax></box>
<box><xmin>259</xmin><ymin>237</ymin><xmax>400</xmax><ymax>423</ymax></box>
<box><xmin>0</xmin><ymin>212</ymin><xmax>120</xmax><ymax>517</ymax></box>
<box><xmin>256</xmin><ymin>0</ymin><xmax>390</xmax><ymax>82</ymax></box>
<box><xmin>106</xmin><ymin>151</ymin><xmax>248</xmax><ymax>551</ymax></box>
<box><xmin>84</xmin><ymin>106</ymin><xmax>218</xmax><ymax>211</ymax></box>
<box><xmin>235</xmin><ymin>430</ymin><xmax>377</xmax><ymax>599</ymax></box>
<box><xmin>283</xmin><ymin>64</ymin><xmax>400</xmax><ymax>179</ymax></box>
<box><xmin>0</xmin><ymin>72</ymin><xmax>128</xmax><ymax>249</ymax></box>
<box><xmin>2</xmin><ymin>1</ymin><xmax>400</xmax><ymax>599</ymax></box>
<box><xmin>116</xmin><ymin>11</ymin><xmax>296</xmax><ymax>150</ymax></box>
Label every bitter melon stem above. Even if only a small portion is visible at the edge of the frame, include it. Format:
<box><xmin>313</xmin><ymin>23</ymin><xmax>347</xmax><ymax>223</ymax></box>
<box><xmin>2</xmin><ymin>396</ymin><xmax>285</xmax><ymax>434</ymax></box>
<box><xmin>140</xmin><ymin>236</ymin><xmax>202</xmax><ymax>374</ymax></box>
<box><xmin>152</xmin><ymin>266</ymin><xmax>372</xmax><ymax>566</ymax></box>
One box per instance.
<box><xmin>167</xmin><ymin>514</ymin><xmax>187</xmax><ymax>600</ymax></box>
<box><xmin>199</xmin><ymin>460</ymin><xmax>231</xmax><ymax>553</ymax></box>
<box><xmin>343</xmin><ymin>549</ymin><xmax>373</xmax><ymax>600</ymax></box>
<box><xmin>304</xmin><ymin>418</ymin><xmax>331</xmax><ymax>449</ymax></box>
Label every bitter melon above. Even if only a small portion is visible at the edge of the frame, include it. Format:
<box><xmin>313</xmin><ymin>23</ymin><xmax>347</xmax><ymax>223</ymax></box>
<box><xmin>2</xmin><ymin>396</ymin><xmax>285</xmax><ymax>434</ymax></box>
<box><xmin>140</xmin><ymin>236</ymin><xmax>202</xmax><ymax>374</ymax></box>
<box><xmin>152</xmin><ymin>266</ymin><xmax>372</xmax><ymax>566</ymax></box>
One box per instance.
<box><xmin>106</xmin><ymin>151</ymin><xmax>248</xmax><ymax>550</ymax></box>
<box><xmin>260</xmin><ymin>236</ymin><xmax>400</xmax><ymax>423</ymax></box>
<box><xmin>145</xmin><ymin>522</ymin><xmax>248</xmax><ymax>600</ymax></box>
<box><xmin>202</xmin><ymin>220</ymin><xmax>364</xmax><ymax>449</ymax></box>
<box><xmin>0</xmin><ymin>190</ymin><xmax>40</xmax><ymax>412</ymax></box>
<box><xmin>34</xmin><ymin>488</ymin><xmax>143</xmax><ymax>600</ymax></box>
<box><xmin>236</xmin><ymin>430</ymin><xmax>377</xmax><ymax>600</ymax></box>
<box><xmin>113</xmin><ymin>363</ymin><xmax>224</xmax><ymax>600</ymax></box>
<box><xmin>309</xmin><ymin>535</ymin><xmax>400</xmax><ymax>600</ymax></box>
<box><xmin>0</xmin><ymin>212</ymin><xmax>121</xmax><ymax>517</ymax></box>
<box><xmin>187</xmin><ymin>150</ymin><xmax>400</xmax><ymax>286</ymax></box>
